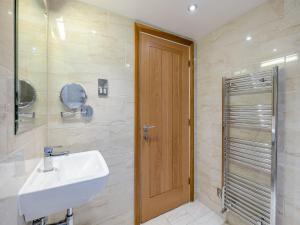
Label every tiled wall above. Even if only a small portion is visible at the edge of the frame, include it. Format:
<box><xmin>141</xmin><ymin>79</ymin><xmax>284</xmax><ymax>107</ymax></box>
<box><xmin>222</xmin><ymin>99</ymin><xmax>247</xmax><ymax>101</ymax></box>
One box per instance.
<box><xmin>196</xmin><ymin>0</ymin><xmax>300</xmax><ymax>224</ymax></box>
<box><xmin>3</xmin><ymin>0</ymin><xmax>300</xmax><ymax>224</ymax></box>
<box><xmin>0</xmin><ymin>0</ymin><xmax>47</xmax><ymax>224</ymax></box>
<box><xmin>47</xmin><ymin>0</ymin><xmax>134</xmax><ymax>224</ymax></box>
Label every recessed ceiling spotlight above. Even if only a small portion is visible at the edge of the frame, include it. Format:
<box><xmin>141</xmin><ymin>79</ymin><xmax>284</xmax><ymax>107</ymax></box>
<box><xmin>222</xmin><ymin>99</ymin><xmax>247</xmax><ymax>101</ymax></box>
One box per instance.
<box><xmin>246</xmin><ymin>36</ymin><xmax>252</xmax><ymax>41</ymax></box>
<box><xmin>273</xmin><ymin>48</ymin><xmax>277</xmax><ymax>52</ymax></box>
<box><xmin>32</xmin><ymin>47</ymin><xmax>37</xmax><ymax>53</ymax></box>
<box><xmin>188</xmin><ymin>4</ymin><xmax>198</xmax><ymax>13</ymax></box>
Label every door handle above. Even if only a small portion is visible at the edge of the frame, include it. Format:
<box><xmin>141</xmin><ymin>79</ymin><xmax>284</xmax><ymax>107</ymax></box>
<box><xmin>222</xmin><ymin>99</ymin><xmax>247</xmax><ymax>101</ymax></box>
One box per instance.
<box><xmin>143</xmin><ymin>125</ymin><xmax>156</xmax><ymax>141</ymax></box>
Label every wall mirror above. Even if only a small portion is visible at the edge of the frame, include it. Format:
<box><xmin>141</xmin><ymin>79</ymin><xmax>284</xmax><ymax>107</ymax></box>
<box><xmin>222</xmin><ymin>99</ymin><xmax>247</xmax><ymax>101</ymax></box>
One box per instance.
<box><xmin>18</xmin><ymin>80</ymin><xmax>37</xmax><ymax>109</ymax></box>
<box><xmin>15</xmin><ymin>0</ymin><xmax>48</xmax><ymax>134</ymax></box>
<box><xmin>60</xmin><ymin>83</ymin><xmax>94</xmax><ymax>121</ymax></box>
<box><xmin>60</xmin><ymin>83</ymin><xmax>87</xmax><ymax>110</ymax></box>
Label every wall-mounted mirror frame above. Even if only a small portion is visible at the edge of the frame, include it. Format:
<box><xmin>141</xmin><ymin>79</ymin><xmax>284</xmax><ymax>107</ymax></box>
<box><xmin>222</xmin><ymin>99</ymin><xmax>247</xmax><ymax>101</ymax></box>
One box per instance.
<box><xmin>60</xmin><ymin>83</ymin><xmax>88</xmax><ymax>110</ymax></box>
<box><xmin>59</xmin><ymin>83</ymin><xmax>94</xmax><ymax>121</ymax></box>
<box><xmin>14</xmin><ymin>0</ymin><xmax>48</xmax><ymax>134</ymax></box>
<box><xmin>18</xmin><ymin>80</ymin><xmax>37</xmax><ymax>109</ymax></box>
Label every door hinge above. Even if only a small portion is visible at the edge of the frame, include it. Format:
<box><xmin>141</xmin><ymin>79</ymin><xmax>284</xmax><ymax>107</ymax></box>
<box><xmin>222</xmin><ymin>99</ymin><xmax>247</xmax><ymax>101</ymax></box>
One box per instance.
<box><xmin>188</xmin><ymin>118</ymin><xmax>191</xmax><ymax>126</ymax></box>
<box><xmin>188</xmin><ymin>60</ymin><xmax>191</xmax><ymax>67</ymax></box>
<box><xmin>188</xmin><ymin>177</ymin><xmax>191</xmax><ymax>184</ymax></box>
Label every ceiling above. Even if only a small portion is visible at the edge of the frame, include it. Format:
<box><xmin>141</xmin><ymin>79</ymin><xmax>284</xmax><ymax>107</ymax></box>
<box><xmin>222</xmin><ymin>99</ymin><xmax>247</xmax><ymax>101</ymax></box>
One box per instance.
<box><xmin>79</xmin><ymin>0</ymin><xmax>267</xmax><ymax>40</ymax></box>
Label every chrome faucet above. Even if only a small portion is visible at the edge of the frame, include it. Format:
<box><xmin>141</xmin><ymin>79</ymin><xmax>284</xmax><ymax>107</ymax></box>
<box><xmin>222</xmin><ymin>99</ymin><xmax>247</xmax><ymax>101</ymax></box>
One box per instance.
<box><xmin>43</xmin><ymin>146</ymin><xmax>69</xmax><ymax>172</ymax></box>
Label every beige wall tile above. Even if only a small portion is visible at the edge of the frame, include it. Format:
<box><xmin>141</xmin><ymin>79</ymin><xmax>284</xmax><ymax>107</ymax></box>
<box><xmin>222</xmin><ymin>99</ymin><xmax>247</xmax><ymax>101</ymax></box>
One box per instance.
<box><xmin>47</xmin><ymin>0</ymin><xmax>134</xmax><ymax>224</ymax></box>
<box><xmin>196</xmin><ymin>0</ymin><xmax>300</xmax><ymax>224</ymax></box>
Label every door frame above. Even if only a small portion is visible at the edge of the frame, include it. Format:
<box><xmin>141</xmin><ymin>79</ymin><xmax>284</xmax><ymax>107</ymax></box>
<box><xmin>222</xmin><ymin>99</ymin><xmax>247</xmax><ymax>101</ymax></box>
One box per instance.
<box><xmin>134</xmin><ymin>23</ymin><xmax>195</xmax><ymax>225</ymax></box>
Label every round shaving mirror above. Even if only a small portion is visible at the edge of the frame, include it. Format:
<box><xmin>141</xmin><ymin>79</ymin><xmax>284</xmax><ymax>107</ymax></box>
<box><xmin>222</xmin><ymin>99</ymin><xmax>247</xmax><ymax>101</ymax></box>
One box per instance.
<box><xmin>60</xmin><ymin>83</ymin><xmax>87</xmax><ymax>110</ymax></box>
<box><xmin>18</xmin><ymin>80</ymin><xmax>36</xmax><ymax>109</ymax></box>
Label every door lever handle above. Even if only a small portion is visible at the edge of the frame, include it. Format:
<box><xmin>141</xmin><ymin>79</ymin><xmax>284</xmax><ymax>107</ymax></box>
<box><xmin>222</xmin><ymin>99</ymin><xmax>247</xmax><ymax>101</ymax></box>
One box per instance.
<box><xmin>143</xmin><ymin>125</ymin><xmax>156</xmax><ymax>141</ymax></box>
<box><xmin>143</xmin><ymin>125</ymin><xmax>156</xmax><ymax>131</ymax></box>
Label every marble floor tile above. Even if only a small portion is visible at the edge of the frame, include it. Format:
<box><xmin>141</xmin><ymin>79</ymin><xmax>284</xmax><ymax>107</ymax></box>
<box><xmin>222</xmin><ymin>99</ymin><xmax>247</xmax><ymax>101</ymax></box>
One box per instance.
<box><xmin>142</xmin><ymin>201</ymin><xmax>226</xmax><ymax>225</ymax></box>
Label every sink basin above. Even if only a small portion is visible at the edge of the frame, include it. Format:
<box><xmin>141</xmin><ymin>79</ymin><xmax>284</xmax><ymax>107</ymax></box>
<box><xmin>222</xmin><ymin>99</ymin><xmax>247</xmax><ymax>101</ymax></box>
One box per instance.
<box><xmin>18</xmin><ymin>150</ymin><xmax>109</xmax><ymax>222</ymax></box>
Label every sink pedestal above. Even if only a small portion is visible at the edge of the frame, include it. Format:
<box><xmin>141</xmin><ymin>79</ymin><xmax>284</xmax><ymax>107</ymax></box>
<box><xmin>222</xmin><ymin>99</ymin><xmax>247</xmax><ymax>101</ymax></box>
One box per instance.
<box><xmin>32</xmin><ymin>208</ymin><xmax>73</xmax><ymax>225</ymax></box>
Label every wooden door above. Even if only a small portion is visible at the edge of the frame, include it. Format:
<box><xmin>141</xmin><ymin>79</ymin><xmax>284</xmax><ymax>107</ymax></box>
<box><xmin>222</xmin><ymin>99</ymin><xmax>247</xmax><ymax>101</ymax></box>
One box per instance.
<box><xmin>139</xmin><ymin>33</ymin><xmax>190</xmax><ymax>222</ymax></box>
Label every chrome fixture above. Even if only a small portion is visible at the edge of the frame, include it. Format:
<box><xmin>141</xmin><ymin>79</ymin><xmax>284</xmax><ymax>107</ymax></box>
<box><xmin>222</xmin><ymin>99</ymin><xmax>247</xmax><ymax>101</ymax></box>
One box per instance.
<box><xmin>18</xmin><ymin>80</ymin><xmax>37</xmax><ymax>109</ymax></box>
<box><xmin>60</xmin><ymin>105</ymin><xmax>93</xmax><ymax>120</ymax></box>
<box><xmin>16</xmin><ymin>80</ymin><xmax>37</xmax><ymax>131</ymax></box>
<box><xmin>32</xmin><ymin>208</ymin><xmax>73</xmax><ymax>225</ymax></box>
<box><xmin>221</xmin><ymin>67</ymin><xmax>278</xmax><ymax>225</ymax></box>
<box><xmin>19</xmin><ymin>112</ymin><xmax>36</xmax><ymax>119</ymax></box>
<box><xmin>224</xmin><ymin>105</ymin><xmax>272</xmax><ymax>130</ymax></box>
<box><xmin>59</xmin><ymin>83</ymin><xmax>93</xmax><ymax>121</ymax></box>
<box><xmin>224</xmin><ymin>71</ymin><xmax>273</xmax><ymax>95</ymax></box>
<box><xmin>143</xmin><ymin>125</ymin><xmax>156</xmax><ymax>141</ymax></box>
<box><xmin>43</xmin><ymin>145</ymin><xmax>68</xmax><ymax>172</ymax></box>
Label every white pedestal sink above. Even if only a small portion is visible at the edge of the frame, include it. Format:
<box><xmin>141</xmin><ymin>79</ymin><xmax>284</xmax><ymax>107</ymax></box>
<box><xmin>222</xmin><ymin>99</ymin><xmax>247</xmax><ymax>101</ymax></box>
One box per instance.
<box><xmin>18</xmin><ymin>150</ymin><xmax>109</xmax><ymax>222</ymax></box>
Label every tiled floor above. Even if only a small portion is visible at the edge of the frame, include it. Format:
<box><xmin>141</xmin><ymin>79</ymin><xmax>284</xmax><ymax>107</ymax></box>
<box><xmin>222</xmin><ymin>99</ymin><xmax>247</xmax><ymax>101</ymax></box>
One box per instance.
<box><xmin>142</xmin><ymin>201</ymin><xmax>226</xmax><ymax>225</ymax></box>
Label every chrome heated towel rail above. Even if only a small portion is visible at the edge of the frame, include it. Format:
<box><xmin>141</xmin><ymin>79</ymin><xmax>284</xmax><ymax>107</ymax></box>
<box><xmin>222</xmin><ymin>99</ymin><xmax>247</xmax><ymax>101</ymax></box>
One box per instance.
<box><xmin>221</xmin><ymin>67</ymin><xmax>278</xmax><ymax>225</ymax></box>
